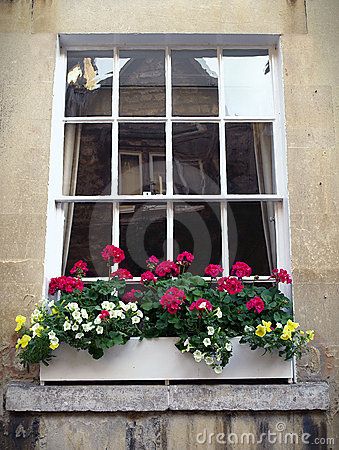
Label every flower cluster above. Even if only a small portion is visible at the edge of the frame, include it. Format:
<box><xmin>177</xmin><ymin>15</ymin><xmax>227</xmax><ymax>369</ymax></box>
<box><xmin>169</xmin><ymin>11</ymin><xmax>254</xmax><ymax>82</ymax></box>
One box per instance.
<box><xmin>49</xmin><ymin>276</ymin><xmax>84</xmax><ymax>295</ymax></box>
<box><xmin>205</xmin><ymin>264</ymin><xmax>223</xmax><ymax>278</ymax></box>
<box><xmin>101</xmin><ymin>245</ymin><xmax>125</xmax><ymax>264</ymax></box>
<box><xmin>160</xmin><ymin>287</ymin><xmax>186</xmax><ymax>314</ymax></box>
<box><xmin>122</xmin><ymin>289</ymin><xmax>142</xmax><ymax>303</ymax></box>
<box><xmin>155</xmin><ymin>260</ymin><xmax>180</xmax><ymax>278</ymax></box>
<box><xmin>140</xmin><ymin>271</ymin><xmax>157</xmax><ymax>285</ymax></box>
<box><xmin>111</xmin><ymin>268</ymin><xmax>133</xmax><ymax>280</ymax></box>
<box><xmin>246</xmin><ymin>296</ymin><xmax>265</xmax><ymax>314</ymax></box>
<box><xmin>146</xmin><ymin>255</ymin><xmax>159</xmax><ymax>271</ymax></box>
<box><xmin>217</xmin><ymin>276</ymin><xmax>244</xmax><ymax>295</ymax></box>
<box><xmin>189</xmin><ymin>298</ymin><xmax>213</xmax><ymax>312</ymax></box>
<box><xmin>70</xmin><ymin>260</ymin><xmax>89</xmax><ymax>277</ymax></box>
<box><xmin>271</xmin><ymin>268</ymin><xmax>292</xmax><ymax>284</ymax></box>
<box><xmin>231</xmin><ymin>262</ymin><xmax>252</xmax><ymax>278</ymax></box>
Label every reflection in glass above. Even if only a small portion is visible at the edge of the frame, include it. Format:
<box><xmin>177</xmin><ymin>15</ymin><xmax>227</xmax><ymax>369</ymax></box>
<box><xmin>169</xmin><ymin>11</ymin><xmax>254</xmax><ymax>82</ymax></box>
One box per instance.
<box><xmin>64</xmin><ymin>203</ymin><xmax>113</xmax><ymax>277</ymax></box>
<box><xmin>65</xmin><ymin>51</ymin><xmax>113</xmax><ymax>117</ymax></box>
<box><xmin>173</xmin><ymin>123</ymin><xmax>220</xmax><ymax>194</ymax></box>
<box><xmin>172</xmin><ymin>50</ymin><xmax>219</xmax><ymax>116</ymax></box>
<box><xmin>223</xmin><ymin>49</ymin><xmax>274</xmax><ymax>116</ymax></box>
<box><xmin>225</xmin><ymin>123</ymin><xmax>274</xmax><ymax>194</ymax></box>
<box><xmin>119</xmin><ymin>50</ymin><xmax>165</xmax><ymax>116</ymax></box>
<box><xmin>119</xmin><ymin>203</ymin><xmax>167</xmax><ymax>276</ymax></box>
<box><xmin>227</xmin><ymin>202</ymin><xmax>276</xmax><ymax>275</ymax></box>
<box><xmin>119</xmin><ymin>123</ymin><xmax>166</xmax><ymax>195</ymax></box>
<box><xmin>63</xmin><ymin>123</ymin><xmax>111</xmax><ymax>196</ymax></box>
<box><xmin>174</xmin><ymin>203</ymin><xmax>221</xmax><ymax>275</ymax></box>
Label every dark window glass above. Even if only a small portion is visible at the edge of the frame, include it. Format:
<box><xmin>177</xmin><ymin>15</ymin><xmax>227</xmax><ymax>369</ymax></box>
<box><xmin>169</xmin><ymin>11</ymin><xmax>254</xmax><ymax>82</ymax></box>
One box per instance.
<box><xmin>63</xmin><ymin>123</ymin><xmax>112</xmax><ymax>196</ymax></box>
<box><xmin>119</xmin><ymin>203</ymin><xmax>167</xmax><ymax>276</ymax></box>
<box><xmin>173</xmin><ymin>123</ymin><xmax>220</xmax><ymax>194</ymax></box>
<box><xmin>228</xmin><ymin>202</ymin><xmax>276</xmax><ymax>275</ymax></box>
<box><xmin>65</xmin><ymin>51</ymin><xmax>113</xmax><ymax>117</ymax></box>
<box><xmin>65</xmin><ymin>203</ymin><xmax>113</xmax><ymax>277</ymax></box>
<box><xmin>119</xmin><ymin>50</ymin><xmax>165</xmax><ymax>117</ymax></box>
<box><xmin>172</xmin><ymin>50</ymin><xmax>219</xmax><ymax>116</ymax></box>
<box><xmin>174</xmin><ymin>202</ymin><xmax>221</xmax><ymax>275</ymax></box>
<box><xmin>225</xmin><ymin>123</ymin><xmax>274</xmax><ymax>194</ymax></box>
<box><xmin>118</xmin><ymin>123</ymin><xmax>166</xmax><ymax>195</ymax></box>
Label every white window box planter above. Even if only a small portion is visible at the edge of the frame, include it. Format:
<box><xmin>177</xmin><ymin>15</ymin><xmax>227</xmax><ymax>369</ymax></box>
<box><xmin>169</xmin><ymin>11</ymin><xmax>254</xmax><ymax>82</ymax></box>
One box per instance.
<box><xmin>40</xmin><ymin>337</ymin><xmax>293</xmax><ymax>383</ymax></box>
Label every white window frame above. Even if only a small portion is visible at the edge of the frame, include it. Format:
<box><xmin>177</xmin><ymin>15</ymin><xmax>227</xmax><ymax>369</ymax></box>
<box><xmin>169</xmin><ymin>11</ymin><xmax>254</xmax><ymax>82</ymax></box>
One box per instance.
<box><xmin>44</xmin><ymin>34</ymin><xmax>291</xmax><ymax>294</ymax></box>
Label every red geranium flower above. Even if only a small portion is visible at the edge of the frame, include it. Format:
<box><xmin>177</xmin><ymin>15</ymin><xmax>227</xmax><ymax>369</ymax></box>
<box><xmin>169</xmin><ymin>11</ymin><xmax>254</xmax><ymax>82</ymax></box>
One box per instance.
<box><xmin>122</xmin><ymin>289</ymin><xmax>142</xmax><ymax>303</ymax></box>
<box><xmin>176</xmin><ymin>251</ymin><xmax>194</xmax><ymax>264</ymax></box>
<box><xmin>217</xmin><ymin>276</ymin><xmax>244</xmax><ymax>295</ymax></box>
<box><xmin>189</xmin><ymin>298</ymin><xmax>213</xmax><ymax>312</ymax></box>
<box><xmin>204</xmin><ymin>264</ymin><xmax>223</xmax><ymax>278</ymax></box>
<box><xmin>146</xmin><ymin>255</ymin><xmax>159</xmax><ymax>271</ymax></box>
<box><xmin>101</xmin><ymin>245</ymin><xmax>125</xmax><ymax>264</ymax></box>
<box><xmin>271</xmin><ymin>268</ymin><xmax>292</xmax><ymax>284</ymax></box>
<box><xmin>111</xmin><ymin>268</ymin><xmax>133</xmax><ymax>280</ymax></box>
<box><xmin>231</xmin><ymin>261</ymin><xmax>252</xmax><ymax>278</ymax></box>
<box><xmin>140</xmin><ymin>271</ymin><xmax>157</xmax><ymax>285</ymax></box>
<box><xmin>99</xmin><ymin>310</ymin><xmax>110</xmax><ymax>320</ymax></box>
<box><xmin>70</xmin><ymin>260</ymin><xmax>89</xmax><ymax>277</ymax></box>
<box><xmin>246</xmin><ymin>296</ymin><xmax>265</xmax><ymax>314</ymax></box>
<box><xmin>160</xmin><ymin>287</ymin><xmax>186</xmax><ymax>314</ymax></box>
<box><xmin>48</xmin><ymin>276</ymin><xmax>84</xmax><ymax>295</ymax></box>
<box><xmin>155</xmin><ymin>260</ymin><xmax>180</xmax><ymax>278</ymax></box>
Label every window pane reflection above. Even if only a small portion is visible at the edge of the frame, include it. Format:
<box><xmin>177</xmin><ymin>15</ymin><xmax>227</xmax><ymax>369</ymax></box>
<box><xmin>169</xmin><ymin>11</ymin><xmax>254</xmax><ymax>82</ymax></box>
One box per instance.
<box><xmin>223</xmin><ymin>49</ymin><xmax>274</xmax><ymax>116</ymax></box>
<box><xmin>119</xmin><ymin>50</ymin><xmax>165</xmax><ymax>117</ymax></box>
<box><xmin>63</xmin><ymin>124</ymin><xmax>112</xmax><ymax>196</ymax></box>
<box><xmin>174</xmin><ymin>202</ymin><xmax>221</xmax><ymax>275</ymax></box>
<box><xmin>173</xmin><ymin>123</ymin><xmax>220</xmax><ymax>194</ymax></box>
<box><xmin>225</xmin><ymin>123</ymin><xmax>274</xmax><ymax>194</ymax></box>
<box><xmin>228</xmin><ymin>202</ymin><xmax>276</xmax><ymax>275</ymax></box>
<box><xmin>65</xmin><ymin>203</ymin><xmax>113</xmax><ymax>277</ymax></box>
<box><xmin>172</xmin><ymin>50</ymin><xmax>219</xmax><ymax>116</ymax></box>
<box><xmin>119</xmin><ymin>123</ymin><xmax>166</xmax><ymax>195</ymax></box>
<box><xmin>65</xmin><ymin>51</ymin><xmax>113</xmax><ymax>117</ymax></box>
<box><xmin>119</xmin><ymin>203</ymin><xmax>167</xmax><ymax>276</ymax></box>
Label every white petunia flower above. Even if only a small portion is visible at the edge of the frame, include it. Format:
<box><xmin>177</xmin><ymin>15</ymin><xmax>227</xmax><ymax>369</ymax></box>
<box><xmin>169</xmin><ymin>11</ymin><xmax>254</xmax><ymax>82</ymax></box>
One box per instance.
<box><xmin>101</xmin><ymin>301</ymin><xmax>112</xmax><ymax>310</ymax></box>
<box><xmin>116</xmin><ymin>310</ymin><xmax>125</xmax><ymax>319</ymax></box>
<box><xmin>81</xmin><ymin>308</ymin><xmax>88</xmax><ymax>319</ymax></box>
<box><xmin>111</xmin><ymin>288</ymin><xmax>118</xmax><ymax>297</ymax></box>
<box><xmin>96</xmin><ymin>326</ymin><xmax>104</xmax><ymax>334</ymax></box>
<box><xmin>110</xmin><ymin>310</ymin><xmax>118</xmax><ymax>319</ymax></box>
<box><xmin>207</xmin><ymin>326</ymin><xmax>215</xmax><ymax>336</ymax></box>
<box><xmin>63</xmin><ymin>321</ymin><xmax>71</xmax><ymax>331</ymax></box>
<box><xmin>225</xmin><ymin>342</ymin><xmax>232</xmax><ymax>352</ymax></box>
<box><xmin>214</xmin><ymin>365</ymin><xmax>223</xmax><ymax>374</ymax></box>
<box><xmin>244</xmin><ymin>325</ymin><xmax>254</xmax><ymax>333</ymax></box>
<box><xmin>204</xmin><ymin>356</ymin><xmax>214</xmax><ymax>365</ymax></box>
<box><xmin>48</xmin><ymin>300</ymin><xmax>55</xmax><ymax>308</ymax></box>
<box><xmin>75</xmin><ymin>333</ymin><xmax>84</xmax><ymax>339</ymax></box>
<box><xmin>184</xmin><ymin>338</ymin><xmax>190</xmax><ymax>347</ymax></box>
<box><xmin>82</xmin><ymin>322</ymin><xmax>95</xmax><ymax>332</ymax></box>
<box><xmin>30</xmin><ymin>308</ymin><xmax>42</xmax><ymax>324</ymax></box>
<box><xmin>276</xmin><ymin>323</ymin><xmax>283</xmax><ymax>329</ymax></box>
<box><xmin>193</xmin><ymin>350</ymin><xmax>203</xmax><ymax>363</ymax></box>
<box><xmin>119</xmin><ymin>301</ymin><xmax>128</xmax><ymax>311</ymax></box>
<box><xmin>72</xmin><ymin>323</ymin><xmax>79</xmax><ymax>331</ymax></box>
<box><xmin>94</xmin><ymin>316</ymin><xmax>101</xmax><ymax>325</ymax></box>
<box><xmin>136</xmin><ymin>310</ymin><xmax>143</xmax><ymax>318</ymax></box>
<box><xmin>203</xmin><ymin>338</ymin><xmax>211</xmax><ymax>347</ymax></box>
<box><xmin>215</xmin><ymin>307</ymin><xmax>222</xmax><ymax>319</ymax></box>
<box><xmin>131</xmin><ymin>316</ymin><xmax>140</xmax><ymax>324</ymax></box>
<box><xmin>48</xmin><ymin>330</ymin><xmax>56</xmax><ymax>340</ymax></box>
<box><xmin>130</xmin><ymin>303</ymin><xmax>138</xmax><ymax>312</ymax></box>
<box><xmin>66</xmin><ymin>302</ymin><xmax>79</xmax><ymax>311</ymax></box>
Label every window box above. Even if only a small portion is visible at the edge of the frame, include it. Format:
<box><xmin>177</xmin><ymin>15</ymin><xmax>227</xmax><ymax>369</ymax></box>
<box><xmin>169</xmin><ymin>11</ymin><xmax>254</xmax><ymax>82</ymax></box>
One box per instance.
<box><xmin>40</xmin><ymin>337</ymin><xmax>293</xmax><ymax>383</ymax></box>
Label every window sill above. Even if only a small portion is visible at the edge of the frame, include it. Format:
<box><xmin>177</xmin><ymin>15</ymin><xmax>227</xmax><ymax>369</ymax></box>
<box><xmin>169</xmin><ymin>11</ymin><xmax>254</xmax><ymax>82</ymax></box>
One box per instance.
<box><xmin>5</xmin><ymin>381</ymin><xmax>329</xmax><ymax>412</ymax></box>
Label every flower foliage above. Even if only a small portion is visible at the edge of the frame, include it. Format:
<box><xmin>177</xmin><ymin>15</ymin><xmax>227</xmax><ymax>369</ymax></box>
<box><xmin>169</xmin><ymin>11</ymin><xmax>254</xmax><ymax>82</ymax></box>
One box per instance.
<box><xmin>14</xmin><ymin>246</ymin><xmax>313</xmax><ymax>374</ymax></box>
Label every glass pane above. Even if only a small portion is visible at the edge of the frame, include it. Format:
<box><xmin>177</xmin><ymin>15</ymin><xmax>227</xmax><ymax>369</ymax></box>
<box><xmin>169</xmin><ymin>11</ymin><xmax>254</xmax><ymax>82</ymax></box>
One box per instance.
<box><xmin>65</xmin><ymin>51</ymin><xmax>113</xmax><ymax>117</ymax></box>
<box><xmin>119</xmin><ymin>203</ymin><xmax>167</xmax><ymax>276</ymax></box>
<box><xmin>173</xmin><ymin>123</ymin><xmax>220</xmax><ymax>194</ymax></box>
<box><xmin>223</xmin><ymin>49</ymin><xmax>274</xmax><ymax>116</ymax></box>
<box><xmin>227</xmin><ymin>202</ymin><xmax>276</xmax><ymax>275</ymax></box>
<box><xmin>172</xmin><ymin>50</ymin><xmax>219</xmax><ymax>116</ymax></box>
<box><xmin>225</xmin><ymin>123</ymin><xmax>274</xmax><ymax>194</ymax></box>
<box><xmin>63</xmin><ymin>123</ymin><xmax>112</xmax><ymax>196</ymax></box>
<box><xmin>119</xmin><ymin>50</ymin><xmax>165</xmax><ymax>117</ymax></box>
<box><xmin>174</xmin><ymin>202</ymin><xmax>221</xmax><ymax>275</ymax></box>
<box><xmin>119</xmin><ymin>123</ymin><xmax>166</xmax><ymax>195</ymax></box>
<box><xmin>64</xmin><ymin>203</ymin><xmax>113</xmax><ymax>277</ymax></box>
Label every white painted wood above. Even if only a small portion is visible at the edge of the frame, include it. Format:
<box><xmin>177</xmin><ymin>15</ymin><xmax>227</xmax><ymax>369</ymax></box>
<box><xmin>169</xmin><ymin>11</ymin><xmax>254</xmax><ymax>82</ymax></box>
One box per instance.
<box><xmin>40</xmin><ymin>337</ymin><xmax>293</xmax><ymax>382</ymax></box>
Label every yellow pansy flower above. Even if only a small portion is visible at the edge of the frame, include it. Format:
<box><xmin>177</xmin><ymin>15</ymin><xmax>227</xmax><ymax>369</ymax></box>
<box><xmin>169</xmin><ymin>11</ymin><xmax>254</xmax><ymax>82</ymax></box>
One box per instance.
<box><xmin>300</xmin><ymin>331</ymin><xmax>304</xmax><ymax>335</ymax></box>
<box><xmin>262</xmin><ymin>320</ymin><xmax>272</xmax><ymax>332</ymax></box>
<box><xmin>281</xmin><ymin>326</ymin><xmax>292</xmax><ymax>340</ymax></box>
<box><xmin>306</xmin><ymin>330</ymin><xmax>315</xmax><ymax>341</ymax></box>
<box><xmin>49</xmin><ymin>341</ymin><xmax>59</xmax><ymax>350</ymax></box>
<box><xmin>285</xmin><ymin>319</ymin><xmax>299</xmax><ymax>332</ymax></box>
<box><xmin>255</xmin><ymin>324</ymin><xmax>266</xmax><ymax>337</ymax></box>
<box><xmin>15</xmin><ymin>315</ymin><xmax>26</xmax><ymax>332</ymax></box>
<box><xmin>51</xmin><ymin>307</ymin><xmax>58</xmax><ymax>315</ymax></box>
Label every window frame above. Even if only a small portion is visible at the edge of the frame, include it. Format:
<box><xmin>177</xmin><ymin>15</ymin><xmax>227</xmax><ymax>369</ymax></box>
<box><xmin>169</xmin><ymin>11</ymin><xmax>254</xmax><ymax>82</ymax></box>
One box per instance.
<box><xmin>44</xmin><ymin>35</ymin><xmax>291</xmax><ymax>293</ymax></box>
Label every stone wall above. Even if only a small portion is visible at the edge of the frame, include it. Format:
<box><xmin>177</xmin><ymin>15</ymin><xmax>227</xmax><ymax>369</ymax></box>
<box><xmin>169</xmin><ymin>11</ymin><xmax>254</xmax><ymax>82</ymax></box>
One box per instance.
<box><xmin>0</xmin><ymin>0</ymin><xmax>338</xmax><ymax>448</ymax></box>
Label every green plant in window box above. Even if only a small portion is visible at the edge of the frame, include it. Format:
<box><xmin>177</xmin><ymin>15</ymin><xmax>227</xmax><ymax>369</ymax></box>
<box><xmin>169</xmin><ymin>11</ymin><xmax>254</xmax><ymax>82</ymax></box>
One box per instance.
<box><xmin>14</xmin><ymin>246</ymin><xmax>314</xmax><ymax>374</ymax></box>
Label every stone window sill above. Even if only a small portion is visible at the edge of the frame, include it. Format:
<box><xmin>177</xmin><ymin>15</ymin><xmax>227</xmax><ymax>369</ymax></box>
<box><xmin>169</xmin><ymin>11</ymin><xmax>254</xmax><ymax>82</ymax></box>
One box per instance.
<box><xmin>5</xmin><ymin>381</ymin><xmax>329</xmax><ymax>412</ymax></box>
